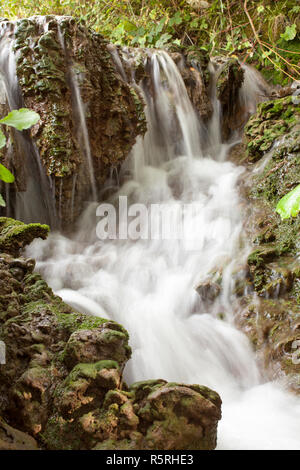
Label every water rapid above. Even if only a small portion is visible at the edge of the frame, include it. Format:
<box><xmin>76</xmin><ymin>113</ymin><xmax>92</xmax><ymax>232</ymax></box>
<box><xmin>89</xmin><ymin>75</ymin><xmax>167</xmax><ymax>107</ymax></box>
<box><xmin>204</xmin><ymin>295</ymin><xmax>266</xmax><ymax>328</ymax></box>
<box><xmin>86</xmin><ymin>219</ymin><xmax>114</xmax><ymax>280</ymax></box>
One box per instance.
<box><xmin>26</xmin><ymin>50</ymin><xmax>300</xmax><ymax>449</ymax></box>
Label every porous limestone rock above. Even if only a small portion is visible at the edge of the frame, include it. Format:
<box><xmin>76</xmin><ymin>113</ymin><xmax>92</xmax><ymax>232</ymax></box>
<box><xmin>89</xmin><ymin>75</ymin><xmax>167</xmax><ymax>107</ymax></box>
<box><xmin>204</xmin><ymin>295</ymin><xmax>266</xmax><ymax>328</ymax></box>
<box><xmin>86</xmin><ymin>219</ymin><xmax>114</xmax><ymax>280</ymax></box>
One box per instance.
<box><xmin>0</xmin><ymin>417</ymin><xmax>38</xmax><ymax>450</ymax></box>
<box><xmin>0</xmin><ymin>217</ymin><xmax>222</xmax><ymax>449</ymax></box>
<box><xmin>216</xmin><ymin>58</ymin><xmax>245</xmax><ymax>140</ymax></box>
<box><xmin>0</xmin><ymin>16</ymin><xmax>146</xmax><ymax>228</ymax></box>
<box><xmin>238</xmin><ymin>97</ymin><xmax>300</xmax><ymax>391</ymax></box>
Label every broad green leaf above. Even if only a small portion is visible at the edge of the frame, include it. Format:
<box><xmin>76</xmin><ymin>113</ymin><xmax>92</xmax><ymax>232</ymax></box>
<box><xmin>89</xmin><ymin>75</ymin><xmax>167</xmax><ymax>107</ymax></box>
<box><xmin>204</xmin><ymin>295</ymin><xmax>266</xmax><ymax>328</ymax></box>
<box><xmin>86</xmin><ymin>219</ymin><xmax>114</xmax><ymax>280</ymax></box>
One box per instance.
<box><xmin>0</xmin><ymin>163</ymin><xmax>15</xmax><ymax>183</ymax></box>
<box><xmin>169</xmin><ymin>11</ymin><xmax>182</xmax><ymax>27</ymax></box>
<box><xmin>280</xmin><ymin>24</ymin><xmax>297</xmax><ymax>42</ymax></box>
<box><xmin>0</xmin><ymin>193</ymin><xmax>5</xmax><ymax>207</ymax></box>
<box><xmin>122</xmin><ymin>20</ymin><xmax>136</xmax><ymax>32</ymax></box>
<box><xmin>155</xmin><ymin>33</ymin><xmax>172</xmax><ymax>48</ymax></box>
<box><xmin>257</xmin><ymin>5</ymin><xmax>265</xmax><ymax>13</ymax></box>
<box><xmin>155</xmin><ymin>18</ymin><xmax>165</xmax><ymax>35</ymax></box>
<box><xmin>172</xmin><ymin>39</ymin><xmax>181</xmax><ymax>46</ymax></box>
<box><xmin>0</xmin><ymin>108</ymin><xmax>40</xmax><ymax>131</ymax></box>
<box><xmin>276</xmin><ymin>184</ymin><xmax>300</xmax><ymax>220</ymax></box>
<box><xmin>0</xmin><ymin>128</ymin><xmax>6</xmax><ymax>149</ymax></box>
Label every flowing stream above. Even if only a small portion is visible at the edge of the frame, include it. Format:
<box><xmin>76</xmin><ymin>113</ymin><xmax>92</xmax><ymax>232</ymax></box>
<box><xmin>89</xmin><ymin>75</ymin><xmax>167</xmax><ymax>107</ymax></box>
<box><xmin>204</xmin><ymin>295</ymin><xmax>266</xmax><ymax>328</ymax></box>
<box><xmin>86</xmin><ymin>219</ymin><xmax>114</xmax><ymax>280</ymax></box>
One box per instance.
<box><xmin>22</xmin><ymin>50</ymin><xmax>300</xmax><ymax>449</ymax></box>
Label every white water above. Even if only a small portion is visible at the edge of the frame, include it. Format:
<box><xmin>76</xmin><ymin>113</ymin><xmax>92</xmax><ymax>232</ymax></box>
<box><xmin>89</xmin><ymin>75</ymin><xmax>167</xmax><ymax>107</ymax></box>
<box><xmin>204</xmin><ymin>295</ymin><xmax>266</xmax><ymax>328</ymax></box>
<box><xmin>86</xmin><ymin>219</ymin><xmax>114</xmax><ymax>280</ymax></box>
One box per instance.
<box><xmin>27</xmin><ymin>51</ymin><xmax>300</xmax><ymax>449</ymax></box>
<box><xmin>58</xmin><ymin>24</ymin><xmax>97</xmax><ymax>202</ymax></box>
<box><xmin>0</xmin><ymin>22</ymin><xmax>57</xmax><ymax>226</ymax></box>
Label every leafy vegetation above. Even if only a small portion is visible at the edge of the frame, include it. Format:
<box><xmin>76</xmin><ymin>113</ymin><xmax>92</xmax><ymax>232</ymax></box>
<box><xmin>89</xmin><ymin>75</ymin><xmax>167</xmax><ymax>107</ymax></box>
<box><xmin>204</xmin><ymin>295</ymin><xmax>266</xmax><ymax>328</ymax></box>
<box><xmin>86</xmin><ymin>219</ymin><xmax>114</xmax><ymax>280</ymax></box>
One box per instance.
<box><xmin>1</xmin><ymin>0</ymin><xmax>299</xmax><ymax>85</ymax></box>
<box><xmin>0</xmin><ymin>108</ymin><xmax>40</xmax><ymax>207</ymax></box>
<box><xmin>276</xmin><ymin>184</ymin><xmax>300</xmax><ymax>220</ymax></box>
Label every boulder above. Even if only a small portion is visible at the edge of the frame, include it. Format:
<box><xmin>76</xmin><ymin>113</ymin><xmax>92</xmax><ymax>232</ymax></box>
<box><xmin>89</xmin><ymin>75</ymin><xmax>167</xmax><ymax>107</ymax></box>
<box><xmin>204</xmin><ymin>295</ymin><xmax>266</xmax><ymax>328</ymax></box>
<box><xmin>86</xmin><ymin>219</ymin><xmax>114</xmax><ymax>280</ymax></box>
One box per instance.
<box><xmin>0</xmin><ymin>16</ymin><xmax>146</xmax><ymax>228</ymax></box>
<box><xmin>235</xmin><ymin>95</ymin><xmax>300</xmax><ymax>392</ymax></box>
<box><xmin>0</xmin><ymin>417</ymin><xmax>38</xmax><ymax>450</ymax></box>
<box><xmin>0</xmin><ymin>217</ymin><xmax>222</xmax><ymax>449</ymax></box>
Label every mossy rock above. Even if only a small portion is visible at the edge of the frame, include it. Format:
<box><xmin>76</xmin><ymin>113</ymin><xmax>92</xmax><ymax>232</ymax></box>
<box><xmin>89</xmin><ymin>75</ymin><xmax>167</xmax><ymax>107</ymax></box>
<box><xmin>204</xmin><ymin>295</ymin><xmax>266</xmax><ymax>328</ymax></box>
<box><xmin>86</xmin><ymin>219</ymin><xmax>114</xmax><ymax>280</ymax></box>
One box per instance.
<box><xmin>0</xmin><ymin>217</ymin><xmax>49</xmax><ymax>256</ymax></box>
<box><xmin>244</xmin><ymin>95</ymin><xmax>300</xmax><ymax>161</ymax></box>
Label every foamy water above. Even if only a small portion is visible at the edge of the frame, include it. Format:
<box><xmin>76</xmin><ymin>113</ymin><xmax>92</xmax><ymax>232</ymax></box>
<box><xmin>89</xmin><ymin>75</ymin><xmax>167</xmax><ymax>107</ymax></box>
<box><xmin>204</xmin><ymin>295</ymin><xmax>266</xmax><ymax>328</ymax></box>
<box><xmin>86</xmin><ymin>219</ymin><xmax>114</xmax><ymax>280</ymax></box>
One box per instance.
<box><xmin>26</xmin><ymin>50</ymin><xmax>300</xmax><ymax>450</ymax></box>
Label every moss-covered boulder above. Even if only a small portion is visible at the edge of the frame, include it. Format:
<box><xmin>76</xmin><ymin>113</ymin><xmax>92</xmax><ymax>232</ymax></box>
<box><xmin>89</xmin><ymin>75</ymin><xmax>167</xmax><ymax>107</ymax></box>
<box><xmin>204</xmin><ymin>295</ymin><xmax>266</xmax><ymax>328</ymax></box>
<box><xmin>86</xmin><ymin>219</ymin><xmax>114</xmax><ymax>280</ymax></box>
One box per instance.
<box><xmin>44</xmin><ymin>380</ymin><xmax>221</xmax><ymax>450</ymax></box>
<box><xmin>236</xmin><ymin>297</ymin><xmax>300</xmax><ymax>393</ymax></box>
<box><xmin>0</xmin><ymin>217</ymin><xmax>222</xmax><ymax>449</ymax></box>
<box><xmin>0</xmin><ymin>217</ymin><xmax>49</xmax><ymax>256</ymax></box>
<box><xmin>244</xmin><ymin>95</ymin><xmax>300</xmax><ymax>162</ymax></box>
<box><xmin>0</xmin><ymin>16</ymin><xmax>146</xmax><ymax>228</ymax></box>
<box><xmin>235</xmin><ymin>95</ymin><xmax>300</xmax><ymax>391</ymax></box>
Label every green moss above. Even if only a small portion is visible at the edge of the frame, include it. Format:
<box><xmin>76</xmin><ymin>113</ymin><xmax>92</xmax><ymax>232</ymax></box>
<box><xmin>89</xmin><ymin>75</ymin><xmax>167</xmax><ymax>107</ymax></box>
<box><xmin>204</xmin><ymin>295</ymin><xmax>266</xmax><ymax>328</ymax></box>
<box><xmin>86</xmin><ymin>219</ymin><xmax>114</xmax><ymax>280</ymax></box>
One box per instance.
<box><xmin>64</xmin><ymin>360</ymin><xmax>119</xmax><ymax>385</ymax></box>
<box><xmin>245</xmin><ymin>96</ymin><xmax>300</xmax><ymax>162</ymax></box>
<box><xmin>55</xmin><ymin>311</ymin><xmax>107</xmax><ymax>335</ymax></box>
<box><xmin>0</xmin><ymin>217</ymin><xmax>49</xmax><ymax>256</ymax></box>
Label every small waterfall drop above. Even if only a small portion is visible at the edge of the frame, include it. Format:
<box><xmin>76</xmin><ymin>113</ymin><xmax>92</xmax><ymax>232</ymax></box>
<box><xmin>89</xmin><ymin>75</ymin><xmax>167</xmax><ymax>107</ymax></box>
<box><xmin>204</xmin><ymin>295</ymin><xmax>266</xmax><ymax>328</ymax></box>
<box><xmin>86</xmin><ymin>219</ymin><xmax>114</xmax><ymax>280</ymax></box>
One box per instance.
<box><xmin>0</xmin><ymin>22</ymin><xmax>57</xmax><ymax>226</ymax></box>
<box><xmin>58</xmin><ymin>24</ymin><xmax>97</xmax><ymax>201</ymax></box>
<box><xmin>25</xmin><ymin>50</ymin><xmax>300</xmax><ymax>449</ymax></box>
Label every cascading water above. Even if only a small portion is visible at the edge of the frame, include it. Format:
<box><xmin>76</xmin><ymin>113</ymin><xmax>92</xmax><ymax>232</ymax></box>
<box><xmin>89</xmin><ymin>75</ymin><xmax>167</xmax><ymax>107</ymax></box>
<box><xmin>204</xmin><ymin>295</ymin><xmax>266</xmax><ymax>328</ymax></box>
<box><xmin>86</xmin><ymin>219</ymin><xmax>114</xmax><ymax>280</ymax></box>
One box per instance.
<box><xmin>26</xmin><ymin>50</ymin><xmax>300</xmax><ymax>449</ymax></box>
<box><xmin>0</xmin><ymin>22</ymin><xmax>57</xmax><ymax>226</ymax></box>
<box><xmin>58</xmin><ymin>24</ymin><xmax>97</xmax><ymax>202</ymax></box>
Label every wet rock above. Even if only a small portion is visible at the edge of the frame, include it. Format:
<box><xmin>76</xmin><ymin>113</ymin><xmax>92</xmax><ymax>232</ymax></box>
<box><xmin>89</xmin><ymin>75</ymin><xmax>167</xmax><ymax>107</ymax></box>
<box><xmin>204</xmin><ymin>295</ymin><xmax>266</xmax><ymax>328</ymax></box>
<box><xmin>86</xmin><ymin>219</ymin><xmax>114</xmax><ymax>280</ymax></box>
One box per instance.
<box><xmin>237</xmin><ymin>297</ymin><xmax>300</xmax><ymax>393</ymax></box>
<box><xmin>244</xmin><ymin>95</ymin><xmax>300</xmax><ymax>162</ymax></box>
<box><xmin>178</xmin><ymin>51</ymin><xmax>212</xmax><ymax>120</ymax></box>
<box><xmin>63</xmin><ymin>324</ymin><xmax>131</xmax><ymax>370</ymax></box>
<box><xmin>0</xmin><ymin>217</ymin><xmax>49</xmax><ymax>257</ymax></box>
<box><xmin>0</xmin><ymin>417</ymin><xmax>38</xmax><ymax>450</ymax></box>
<box><xmin>215</xmin><ymin>58</ymin><xmax>245</xmax><ymax>140</ymax></box>
<box><xmin>128</xmin><ymin>380</ymin><xmax>221</xmax><ymax>450</ymax></box>
<box><xmin>0</xmin><ymin>16</ymin><xmax>146</xmax><ymax>228</ymax></box>
<box><xmin>196</xmin><ymin>280</ymin><xmax>221</xmax><ymax>303</ymax></box>
<box><xmin>235</xmin><ymin>96</ymin><xmax>300</xmax><ymax>392</ymax></box>
<box><xmin>45</xmin><ymin>379</ymin><xmax>221</xmax><ymax>450</ymax></box>
<box><xmin>114</xmin><ymin>47</ymin><xmax>212</xmax><ymax>121</ymax></box>
<box><xmin>0</xmin><ymin>217</ymin><xmax>221</xmax><ymax>449</ymax></box>
<box><xmin>227</xmin><ymin>142</ymin><xmax>247</xmax><ymax>165</ymax></box>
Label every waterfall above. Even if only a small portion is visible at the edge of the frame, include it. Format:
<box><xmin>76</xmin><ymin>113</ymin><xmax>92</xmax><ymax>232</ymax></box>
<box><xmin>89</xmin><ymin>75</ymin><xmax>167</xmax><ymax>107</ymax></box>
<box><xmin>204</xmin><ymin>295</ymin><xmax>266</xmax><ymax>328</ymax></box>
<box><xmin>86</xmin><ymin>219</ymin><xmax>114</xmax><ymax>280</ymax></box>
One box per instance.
<box><xmin>0</xmin><ymin>22</ymin><xmax>57</xmax><ymax>227</ymax></box>
<box><xmin>0</xmin><ymin>18</ymin><xmax>99</xmax><ymax>227</ymax></box>
<box><xmin>58</xmin><ymin>24</ymin><xmax>97</xmax><ymax>201</ymax></box>
<box><xmin>25</xmin><ymin>50</ymin><xmax>300</xmax><ymax>449</ymax></box>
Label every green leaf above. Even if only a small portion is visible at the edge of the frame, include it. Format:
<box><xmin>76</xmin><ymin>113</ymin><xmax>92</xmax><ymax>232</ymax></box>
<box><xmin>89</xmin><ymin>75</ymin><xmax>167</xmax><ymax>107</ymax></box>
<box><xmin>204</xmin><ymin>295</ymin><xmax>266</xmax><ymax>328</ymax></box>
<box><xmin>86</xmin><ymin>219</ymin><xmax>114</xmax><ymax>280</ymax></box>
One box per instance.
<box><xmin>122</xmin><ymin>19</ymin><xmax>136</xmax><ymax>32</ymax></box>
<box><xmin>0</xmin><ymin>193</ymin><xmax>6</xmax><ymax>207</ymax></box>
<box><xmin>257</xmin><ymin>5</ymin><xmax>265</xmax><ymax>13</ymax></box>
<box><xmin>155</xmin><ymin>33</ymin><xmax>172</xmax><ymax>48</ymax></box>
<box><xmin>169</xmin><ymin>11</ymin><xmax>182</xmax><ymax>27</ymax></box>
<box><xmin>280</xmin><ymin>24</ymin><xmax>297</xmax><ymax>42</ymax></box>
<box><xmin>172</xmin><ymin>39</ymin><xmax>181</xmax><ymax>46</ymax></box>
<box><xmin>155</xmin><ymin>18</ymin><xmax>165</xmax><ymax>35</ymax></box>
<box><xmin>0</xmin><ymin>108</ymin><xmax>40</xmax><ymax>131</ymax></box>
<box><xmin>0</xmin><ymin>128</ymin><xmax>6</xmax><ymax>149</ymax></box>
<box><xmin>0</xmin><ymin>163</ymin><xmax>15</xmax><ymax>183</ymax></box>
<box><xmin>276</xmin><ymin>184</ymin><xmax>300</xmax><ymax>220</ymax></box>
